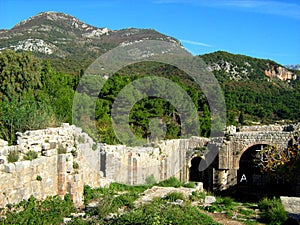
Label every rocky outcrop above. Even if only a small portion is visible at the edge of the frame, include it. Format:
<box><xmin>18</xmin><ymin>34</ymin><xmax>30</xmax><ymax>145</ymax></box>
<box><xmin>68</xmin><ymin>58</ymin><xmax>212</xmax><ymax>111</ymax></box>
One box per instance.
<box><xmin>265</xmin><ymin>64</ymin><xmax>297</xmax><ymax>81</ymax></box>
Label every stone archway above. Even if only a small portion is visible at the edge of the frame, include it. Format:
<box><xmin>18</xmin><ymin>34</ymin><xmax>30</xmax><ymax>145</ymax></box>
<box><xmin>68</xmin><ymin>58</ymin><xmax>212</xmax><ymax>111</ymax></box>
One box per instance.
<box><xmin>189</xmin><ymin>156</ymin><xmax>213</xmax><ymax>191</ymax></box>
<box><xmin>237</xmin><ymin>144</ymin><xmax>268</xmax><ymax>188</ymax></box>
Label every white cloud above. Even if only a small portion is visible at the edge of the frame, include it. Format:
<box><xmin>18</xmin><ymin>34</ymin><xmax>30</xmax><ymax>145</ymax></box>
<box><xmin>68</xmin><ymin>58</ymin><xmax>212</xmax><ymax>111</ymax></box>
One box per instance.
<box><xmin>180</xmin><ymin>39</ymin><xmax>212</xmax><ymax>47</ymax></box>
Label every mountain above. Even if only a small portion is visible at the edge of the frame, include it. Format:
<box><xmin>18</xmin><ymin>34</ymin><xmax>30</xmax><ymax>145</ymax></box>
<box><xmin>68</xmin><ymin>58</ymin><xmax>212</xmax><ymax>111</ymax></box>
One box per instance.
<box><xmin>0</xmin><ymin>11</ymin><xmax>180</xmax><ymax>73</ymax></box>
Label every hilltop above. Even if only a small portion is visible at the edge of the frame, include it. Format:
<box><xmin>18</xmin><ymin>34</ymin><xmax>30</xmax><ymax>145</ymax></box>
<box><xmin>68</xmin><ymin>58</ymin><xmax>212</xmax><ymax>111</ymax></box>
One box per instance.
<box><xmin>0</xmin><ymin>11</ymin><xmax>179</xmax><ymax>74</ymax></box>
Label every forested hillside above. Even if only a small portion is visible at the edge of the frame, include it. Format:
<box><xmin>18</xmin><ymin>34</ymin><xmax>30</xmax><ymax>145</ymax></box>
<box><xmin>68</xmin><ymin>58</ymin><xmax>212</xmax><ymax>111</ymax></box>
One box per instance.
<box><xmin>0</xmin><ymin>50</ymin><xmax>77</xmax><ymax>143</ymax></box>
<box><xmin>200</xmin><ymin>51</ymin><xmax>300</xmax><ymax>124</ymax></box>
<box><xmin>1</xmin><ymin>50</ymin><xmax>299</xmax><ymax>145</ymax></box>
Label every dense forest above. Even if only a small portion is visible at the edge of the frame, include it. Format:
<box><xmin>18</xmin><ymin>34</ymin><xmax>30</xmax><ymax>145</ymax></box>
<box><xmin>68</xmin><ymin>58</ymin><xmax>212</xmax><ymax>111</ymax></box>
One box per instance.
<box><xmin>0</xmin><ymin>50</ymin><xmax>299</xmax><ymax>145</ymax></box>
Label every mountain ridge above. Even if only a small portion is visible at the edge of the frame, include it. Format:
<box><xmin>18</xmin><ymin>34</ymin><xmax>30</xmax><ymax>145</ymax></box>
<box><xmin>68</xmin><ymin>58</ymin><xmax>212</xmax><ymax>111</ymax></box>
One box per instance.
<box><xmin>0</xmin><ymin>11</ymin><xmax>298</xmax><ymax>82</ymax></box>
<box><xmin>0</xmin><ymin>11</ymin><xmax>180</xmax><ymax>73</ymax></box>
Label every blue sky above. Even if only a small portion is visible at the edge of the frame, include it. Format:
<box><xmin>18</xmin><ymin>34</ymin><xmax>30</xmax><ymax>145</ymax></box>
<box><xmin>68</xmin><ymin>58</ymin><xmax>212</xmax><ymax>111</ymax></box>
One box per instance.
<box><xmin>0</xmin><ymin>0</ymin><xmax>299</xmax><ymax>65</ymax></box>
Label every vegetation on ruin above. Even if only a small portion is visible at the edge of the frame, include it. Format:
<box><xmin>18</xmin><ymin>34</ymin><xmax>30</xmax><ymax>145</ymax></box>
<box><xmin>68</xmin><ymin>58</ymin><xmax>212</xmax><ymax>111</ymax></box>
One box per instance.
<box><xmin>254</xmin><ymin>130</ymin><xmax>300</xmax><ymax>189</ymax></box>
<box><xmin>23</xmin><ymin>150</ymin><xmax>38</xmax><ymax>161</ymax></box>
<box><xmin>7</xmin><ymin>149</ymin><xmax>19</xmax><ymax>163</ymax></box>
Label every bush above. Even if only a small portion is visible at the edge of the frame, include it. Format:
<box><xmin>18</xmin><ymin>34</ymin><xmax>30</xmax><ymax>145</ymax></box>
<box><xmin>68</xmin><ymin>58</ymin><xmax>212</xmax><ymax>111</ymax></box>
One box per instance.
<box><xmin>189</xmin><ymin>191</ymin><xmax>206</xmax><ymax>201</ymax></box>
<box><xmin>258</xmin><ymin>197</ymin><xmax>287</xmax><ymax>225</ymax></box>
<box><xmin>36</xmin><ymin>175</ymin><xmax>42</xmax><ymax>181</ymax></box>
<box><xmin>219</xmin><ymin>197</ymin><xmax>234</xmax><ymax>209</ymax></box>
<box><xmin>23</xmin><ymin>150</ymin><xmax>38</xmax><ymax>161</ymax></box>
<box><xmin>145</xmin><ymin>174</ymin><xmax>157</xmax><ymax>185</ymax></box>
<box><xmin>183</xmin><ymin>182</ymin><xmax>196</xmax><ymax>188</ymax></box>
<box><xmin>7</xmin><ymin>150</ymin><xmax>19</xmax><ymax>163</ymax></box>
<box><xmin>0</xmin><ymin>195</ymin><xmax>75</xmax><ymax>224</ymax></box>
<box><xmin>157</xmin><ymin>176</ymin><xmax>183</xmax><ymax>187</ymax></box>
<box><xmin>165</xmin><ymin>192</ymin><xmax>185</xmax><ymax>201</ymax></box>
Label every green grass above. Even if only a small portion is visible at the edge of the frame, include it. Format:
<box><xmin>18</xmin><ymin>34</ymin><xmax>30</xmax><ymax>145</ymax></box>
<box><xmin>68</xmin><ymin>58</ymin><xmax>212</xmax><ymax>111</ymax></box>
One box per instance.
<box><xmin>238</xmin><ymin>208</ymin><xmax>254</xmax><ymax>216</ymax></box>
<box><xmin>112</xmin><ymin>200</ymin><xmax>220</xmax><ymax>225</ymax></box>
<box><xmin>258</xmin><ymin>197</ymin><xmax>287</xmax><ymax>225</ymax></box>
<box><xmin>156</xmin><ymin>176</ymin><xmax>183</xmax><ymax>187</ymax></box>
<box><xmin>165</xmin><ymin>192</ymin><xmax>185</xmax><ymax>201</ymax></box>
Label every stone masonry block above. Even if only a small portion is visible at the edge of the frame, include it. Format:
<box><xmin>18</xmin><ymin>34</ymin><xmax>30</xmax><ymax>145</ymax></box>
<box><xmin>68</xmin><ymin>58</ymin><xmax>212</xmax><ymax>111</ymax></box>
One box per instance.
<box><xmin>4</xmin><ymin>164</ymin><xmax>15</xmax><ymax>173</ymax></box>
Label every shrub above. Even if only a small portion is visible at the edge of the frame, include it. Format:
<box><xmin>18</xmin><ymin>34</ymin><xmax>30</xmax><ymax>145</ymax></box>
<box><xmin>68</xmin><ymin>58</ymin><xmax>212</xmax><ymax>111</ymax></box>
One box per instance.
<box><xmin>189</xmin><ymin>191</ymin><xmax>206</xmax><ymax>201</ymax></box>
<box><xmin>165</xmin><ymin>192</ymin><xmax>185</xmax><ymax>201</ymax></box>
<box><xmin>145</xmin><ymin>174</ymin><xmax>157</xmax><ymax>185</ymax></box>
<box><xmin>0</xmin><ymin>195</ymin><xmax>76</xmax><ymax>224</ymax></box>
<box><xmin>36</xmin><ymin>175</ymin><xmax>42</xmax><ymax>181</ymax></box>
<box><xmin>220</xmin><ymin>197</ymin><xmax>234</xmax><ymax>209</ymax></box>
<box><xmin>157</xmin><ymin>176</ymin><xmax>183</xmax><ymax>187</ymax></box>
<box><xmin>183</xmin><ymin>182</ymin><xmax>196</xmax><ymax>188</ymax></box>
<box><xmin>7</xmin><ymin>150</ymin><xmax>19</xmax><ymax>163</ymax></box>
<box><xmin>23</xmin><ymin>150</ymin><xmax>38</xmax><ymax>161</ymax></box>
<box><xmin>258</xmin><ymin>197</ymin><xmax>287</xmax><ymax>225</ymax></box>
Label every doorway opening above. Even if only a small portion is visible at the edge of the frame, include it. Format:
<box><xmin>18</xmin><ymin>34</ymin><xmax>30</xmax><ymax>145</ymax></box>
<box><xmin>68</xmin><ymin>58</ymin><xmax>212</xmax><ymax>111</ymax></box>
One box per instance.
<box><xmin>189</xmin><ymin>157</ymin><xmax>213</xmax><ymax>191</ymax></box>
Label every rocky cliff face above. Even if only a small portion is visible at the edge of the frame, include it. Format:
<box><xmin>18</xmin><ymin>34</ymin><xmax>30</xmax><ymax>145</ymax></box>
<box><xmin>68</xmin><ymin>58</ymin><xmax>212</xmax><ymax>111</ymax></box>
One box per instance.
<box><xmin>265</xmin><ymin>64</ymin><xmax>297</xmax><ymax>81</ymax></box>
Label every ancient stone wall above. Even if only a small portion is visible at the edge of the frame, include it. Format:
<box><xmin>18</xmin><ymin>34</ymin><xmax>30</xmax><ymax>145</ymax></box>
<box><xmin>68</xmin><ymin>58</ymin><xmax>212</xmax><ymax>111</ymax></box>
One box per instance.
<box><xmin>0</xmin><ymin>124</ymin><xmax>110</xmax><ymax>208</ymax></box>
<box><xmin>100</xmin><ymin>136</ymin><xmax>208</xmax><ymax>185</ymax></box>
<box><xmin>0</xmin><ymin>123</ymin><xmax>298</xmax><ymax>208</ymax></box>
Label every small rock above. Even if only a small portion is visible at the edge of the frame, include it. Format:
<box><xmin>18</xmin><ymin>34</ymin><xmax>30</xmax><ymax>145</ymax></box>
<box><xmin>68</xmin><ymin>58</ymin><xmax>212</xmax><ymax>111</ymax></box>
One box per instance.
<box><xmin>280</xmin><ymin>196</ymin><xmax>300</xmax><ymax>220</ymax></box>
<box><xmin>105</xmin><ymin>213</ymin><xmax>117</xmax><ymax>220</ymax></box>
<box><xmin>205</xmin><ymin>196</ymin><xmax>216</xmax><ymax>204</ymax></box>
<box><xmin>63</xmin><ymin>218</ymin><xmax>72</xmax><ymax>224</ymax></box>
<box><xmin>195</xmin><ymin>182</ymin><xmax>203</xmax><ymax>191</ymax></box>
<box><xmin>175</xmin><ymin>199</ymin><xmax>184</xmax><ymax>205</ymax></box>
<box><xmin>70</xmin><ymin>212</ymin><xmax>85</xmax><ymax>218</ymax></box>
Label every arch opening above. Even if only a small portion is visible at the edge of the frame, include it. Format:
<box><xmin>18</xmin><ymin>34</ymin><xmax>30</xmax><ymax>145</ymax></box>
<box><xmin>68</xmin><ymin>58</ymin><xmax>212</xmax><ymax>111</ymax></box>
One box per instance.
<box><xmin>189</xmin><ymin>157</ymin><xmax>213</xmax><ymax>191</ymax></box>
<box><xmin>237</xmin><ymin>144</ymin><xmax>268</xmax><ymax>190</ymax></box>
